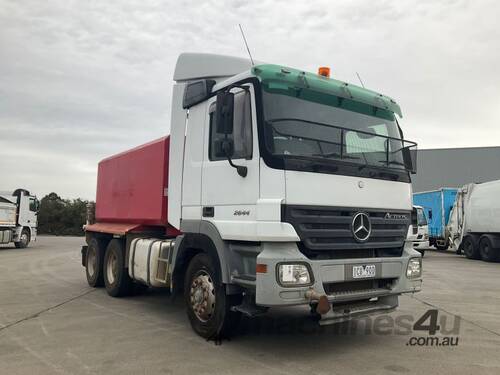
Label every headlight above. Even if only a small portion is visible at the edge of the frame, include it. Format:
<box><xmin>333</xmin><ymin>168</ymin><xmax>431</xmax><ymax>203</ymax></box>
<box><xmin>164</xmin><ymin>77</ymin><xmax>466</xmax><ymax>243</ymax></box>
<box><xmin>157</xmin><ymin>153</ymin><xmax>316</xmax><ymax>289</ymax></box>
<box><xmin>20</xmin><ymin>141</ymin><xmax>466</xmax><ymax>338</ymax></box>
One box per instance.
<box><xmin>277</xmin><ymin>264</ymin><xmax>312</xmax><ymax>286</ymax></box>
<box><xmin>406</xmin><ymin>258</ymin><xmax>422</xmax><ymax>279</ymax></box>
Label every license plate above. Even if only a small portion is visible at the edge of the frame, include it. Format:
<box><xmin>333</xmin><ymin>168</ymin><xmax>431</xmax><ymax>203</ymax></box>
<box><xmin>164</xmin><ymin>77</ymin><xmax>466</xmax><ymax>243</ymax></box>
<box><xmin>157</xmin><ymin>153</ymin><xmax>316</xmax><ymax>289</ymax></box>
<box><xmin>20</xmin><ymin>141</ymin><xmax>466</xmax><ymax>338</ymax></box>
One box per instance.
<box><xmin>352</xmin><ymin>264</ymin><xmax>376</xmax><ymax>279</ymax></box>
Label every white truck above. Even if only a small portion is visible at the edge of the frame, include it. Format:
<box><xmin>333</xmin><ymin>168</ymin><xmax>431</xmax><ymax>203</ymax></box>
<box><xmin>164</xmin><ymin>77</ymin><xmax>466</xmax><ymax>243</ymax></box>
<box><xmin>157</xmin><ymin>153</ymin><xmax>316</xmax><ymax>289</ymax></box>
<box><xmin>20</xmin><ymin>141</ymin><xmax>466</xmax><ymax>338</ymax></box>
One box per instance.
<box><xmin>407</xmin><ymin>205</ymin><xmax>429</xmax><ymax>256</ymax></box>
<box><xmin>81</xmin><ymin>53</ymin><xmax>423</xmax><ymax>339</ymax></box>
<box><xmin>448</xmin><ymin>179</ymin><xmax>500</xmax><ymax>262</ymax></box>
<box><xmin>0</xmin><ymin>189</ymin><xmax>39</xmax><ymax>248</ymax></box>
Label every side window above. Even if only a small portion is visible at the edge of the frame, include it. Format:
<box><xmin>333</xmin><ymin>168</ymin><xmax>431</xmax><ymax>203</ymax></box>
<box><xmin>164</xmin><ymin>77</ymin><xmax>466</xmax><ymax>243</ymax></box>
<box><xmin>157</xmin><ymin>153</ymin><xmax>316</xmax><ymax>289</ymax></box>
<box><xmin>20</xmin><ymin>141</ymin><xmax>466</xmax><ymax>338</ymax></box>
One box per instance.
<box><xmin>29</xmin><ymin>197</ymin><xmax>37</xmax><ymax>212</ymax></box>
<box><xmin>209</xmin><ymin>89</ymin><xmax>252</xmax><ymax>161</ymax></box>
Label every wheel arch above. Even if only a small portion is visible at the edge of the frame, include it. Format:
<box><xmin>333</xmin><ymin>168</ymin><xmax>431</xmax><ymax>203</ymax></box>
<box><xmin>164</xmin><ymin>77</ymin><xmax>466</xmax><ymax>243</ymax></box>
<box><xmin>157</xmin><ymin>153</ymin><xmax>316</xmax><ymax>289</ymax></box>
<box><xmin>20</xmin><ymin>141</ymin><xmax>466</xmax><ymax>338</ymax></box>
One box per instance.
<box><xmin>172</xmin><ymin>220</ymin><xmax>231</xmax><ymax>295</ymax></box>
<box><xmin>22</xmin><ymin>226</ymin><xmax>32</xmax><ymax>239</ymax></box>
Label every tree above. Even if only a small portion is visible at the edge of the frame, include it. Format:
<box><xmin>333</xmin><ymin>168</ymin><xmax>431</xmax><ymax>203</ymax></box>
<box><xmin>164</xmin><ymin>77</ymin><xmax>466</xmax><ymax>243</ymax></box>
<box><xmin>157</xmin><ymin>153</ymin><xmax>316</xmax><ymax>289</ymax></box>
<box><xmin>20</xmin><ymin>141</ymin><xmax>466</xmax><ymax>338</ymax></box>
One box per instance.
<box><xmin>37</xmin><ymin>193</ymin><xmax>90</xmax><ymax>236</ymax></box>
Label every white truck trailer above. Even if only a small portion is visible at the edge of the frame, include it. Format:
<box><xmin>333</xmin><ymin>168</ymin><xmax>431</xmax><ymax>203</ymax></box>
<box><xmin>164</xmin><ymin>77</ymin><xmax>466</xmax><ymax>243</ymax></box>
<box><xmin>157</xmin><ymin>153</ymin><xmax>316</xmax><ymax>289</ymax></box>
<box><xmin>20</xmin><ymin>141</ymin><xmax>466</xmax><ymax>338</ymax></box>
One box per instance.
<box><xmin>81</xmin><ymin>53</ymin><xmax>423</xmax><ymax>339</ymax></box>
<box><xmin>0</xmin><ymin>189</ymin><xmax>39</xmax><ymax>248</ymax></box>
<box><xmin>448</xmin><ymin>179</ymin><xmax>500</xmax><ymax>262</ymax></box>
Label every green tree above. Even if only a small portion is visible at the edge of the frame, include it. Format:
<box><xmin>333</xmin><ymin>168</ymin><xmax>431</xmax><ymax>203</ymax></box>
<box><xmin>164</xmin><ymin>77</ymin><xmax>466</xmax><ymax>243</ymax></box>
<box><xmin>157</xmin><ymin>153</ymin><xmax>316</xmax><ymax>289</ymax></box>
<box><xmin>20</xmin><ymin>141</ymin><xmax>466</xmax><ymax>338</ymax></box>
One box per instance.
<box><xmin>38</xmin><ymin>193</ymin><xmax>90</xmax><ymax>236</ymax></box>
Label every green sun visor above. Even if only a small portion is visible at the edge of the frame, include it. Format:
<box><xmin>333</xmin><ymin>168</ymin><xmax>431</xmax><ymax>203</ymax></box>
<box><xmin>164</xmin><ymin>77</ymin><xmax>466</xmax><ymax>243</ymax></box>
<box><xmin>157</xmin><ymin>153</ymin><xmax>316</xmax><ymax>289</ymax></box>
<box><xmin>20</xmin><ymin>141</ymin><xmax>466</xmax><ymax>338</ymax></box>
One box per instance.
<box><xmin>252</xmin><ymin>64</ymin><xmax>402</xmax><ymax>119</ymax></box>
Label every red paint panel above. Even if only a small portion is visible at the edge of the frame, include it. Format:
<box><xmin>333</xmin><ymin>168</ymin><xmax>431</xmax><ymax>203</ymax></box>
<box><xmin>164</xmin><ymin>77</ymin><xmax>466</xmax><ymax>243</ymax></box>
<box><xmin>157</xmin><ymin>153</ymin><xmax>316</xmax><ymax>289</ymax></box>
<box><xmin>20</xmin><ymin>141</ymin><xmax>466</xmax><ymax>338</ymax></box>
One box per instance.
<box><xmin>85</xmin><ymin>222</ymin><xmax>143</xmax><ymax>236</ymax></box>
<box><xmin>95</xmin><ymin>136</ymin><xmax>170</xmax><ymax>226</ymax></box>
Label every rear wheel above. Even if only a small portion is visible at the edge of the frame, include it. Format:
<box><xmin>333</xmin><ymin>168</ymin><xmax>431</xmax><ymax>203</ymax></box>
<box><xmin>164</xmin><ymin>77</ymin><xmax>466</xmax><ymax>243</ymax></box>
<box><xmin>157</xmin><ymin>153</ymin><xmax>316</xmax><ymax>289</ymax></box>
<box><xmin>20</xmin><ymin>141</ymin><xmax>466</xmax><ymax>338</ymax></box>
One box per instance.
<box><xmin>14</xmin><ymin>229</ymin><xmax>30</xmax><ymax>249</ymax></box>
<box><xmin>184</xmin><ymin>253</ymin><xmax>241</xmax><ymax>340</ymax></box>
<box><xmin>479</xmin><ymin>235</ymin><xmax>500</xmax><ymax>262</ymax></box>
<box><xmin>86</xmin><ymin>237</ymin><xmax>106</xmax><ymax>287</ymax></box>
<box><xmin>103</xmin><ymin>239</ymin><xmax>132</xmax><ymax>297</ymax></box>
<box><xmin>462</xmin><ymin>235</ymin><xmax>480</xmax><ymax>260</ymax></box>
<box><xmin>435</xmin><ymin>239</ymin><xmax>449</xmax><ymax>251</ymax></box>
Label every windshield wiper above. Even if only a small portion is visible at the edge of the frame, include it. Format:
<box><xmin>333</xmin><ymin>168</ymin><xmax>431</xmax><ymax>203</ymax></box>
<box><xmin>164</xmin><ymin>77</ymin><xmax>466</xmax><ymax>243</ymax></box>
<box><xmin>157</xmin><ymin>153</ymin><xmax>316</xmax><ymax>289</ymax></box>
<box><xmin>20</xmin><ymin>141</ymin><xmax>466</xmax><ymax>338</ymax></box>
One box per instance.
<box><xmin>378</xmin><ymin>160</ymin><xmax>406</xmax><ymax>167</ymax></box>
<box><xmin>311</xmin><ymin>152</ymin><xmax>361</xmax><ymax>160</ymax></box>
<box><xmin>312</xmin><ymin>151</ymin><xmax>340</xmax><ymax>158</ymax></box>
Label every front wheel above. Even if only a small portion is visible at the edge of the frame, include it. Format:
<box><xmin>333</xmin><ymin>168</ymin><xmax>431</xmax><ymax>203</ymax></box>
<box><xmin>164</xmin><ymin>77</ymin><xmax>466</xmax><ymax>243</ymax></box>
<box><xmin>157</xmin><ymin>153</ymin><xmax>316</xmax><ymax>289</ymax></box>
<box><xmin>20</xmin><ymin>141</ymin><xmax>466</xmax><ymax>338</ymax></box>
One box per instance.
<box><xmin>184</xmin><ymin>253</ymin><xmax>241</xmax><ymax>340</ymax></box>
<box><xmin>14</xmin><ymin>229</ymin><xmax>30</xmax><ymax>249</ymax></box>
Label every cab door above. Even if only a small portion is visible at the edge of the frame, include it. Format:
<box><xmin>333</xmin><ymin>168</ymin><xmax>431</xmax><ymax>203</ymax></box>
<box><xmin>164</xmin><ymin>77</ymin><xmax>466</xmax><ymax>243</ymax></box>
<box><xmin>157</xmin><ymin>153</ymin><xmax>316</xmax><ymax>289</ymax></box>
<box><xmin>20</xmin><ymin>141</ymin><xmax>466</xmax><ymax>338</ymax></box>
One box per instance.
<box><xmin>17</xmin><ymin>195</ymin><xmax>38</xmax><ymax>235</ymax></box>
<box><xmin>201</xmin><ymin>84</ymin><xmax>260</xmax><ymax>239</ymax></box>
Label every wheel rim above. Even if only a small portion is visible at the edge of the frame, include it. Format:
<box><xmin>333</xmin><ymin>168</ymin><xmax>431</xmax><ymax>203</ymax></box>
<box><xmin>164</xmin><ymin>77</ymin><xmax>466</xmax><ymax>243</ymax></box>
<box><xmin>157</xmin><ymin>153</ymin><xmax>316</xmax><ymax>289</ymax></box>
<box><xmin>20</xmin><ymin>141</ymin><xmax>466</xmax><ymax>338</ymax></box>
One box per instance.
<box><xmin>21</xmin><ymin>233</ymin><xmax>28</xmax><ymax>245</ymax></box>
<box><xmin>482</xmin><ymin>242</ymin><xmax>490</xmax><ymax>257</ymax></box>
<box><xmin>106</xmin><ymin>251</ymin><xmax>118</xmax><ymax>285</ymax></box>
<box><xmin>87</xmin><ymin>247</ymin><xmax>96</xmax><ymax>277</ymax></box>
<box><xmin>190</xmin><ymin>271</ymin><xmax>216</xmax><ymax>322</ymax></box>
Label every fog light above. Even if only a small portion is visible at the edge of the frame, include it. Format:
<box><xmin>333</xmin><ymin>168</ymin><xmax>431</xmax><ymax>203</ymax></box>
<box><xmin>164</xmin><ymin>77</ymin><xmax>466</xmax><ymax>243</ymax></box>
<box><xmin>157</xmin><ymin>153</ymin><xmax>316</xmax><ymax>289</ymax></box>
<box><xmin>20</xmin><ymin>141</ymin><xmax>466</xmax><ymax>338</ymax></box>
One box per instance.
<box><xmin>406</xmin><ymin>258</ymin><xmax>422</xmax><ymax>279</ymax></box>
<box><xmin>277</xmin><ymin>264</ymin><xmax>312</xmax><ymax>286</ymax></box>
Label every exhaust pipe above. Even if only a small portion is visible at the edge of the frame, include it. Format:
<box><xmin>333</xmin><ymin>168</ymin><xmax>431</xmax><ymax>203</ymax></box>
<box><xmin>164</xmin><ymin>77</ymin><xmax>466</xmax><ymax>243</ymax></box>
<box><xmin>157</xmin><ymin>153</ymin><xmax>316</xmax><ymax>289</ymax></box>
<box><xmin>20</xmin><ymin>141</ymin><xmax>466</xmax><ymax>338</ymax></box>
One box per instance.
<box><xmin>305</xmin><ymin>289</ymin><xmax>331</xmax><ymax>315</ymax></box>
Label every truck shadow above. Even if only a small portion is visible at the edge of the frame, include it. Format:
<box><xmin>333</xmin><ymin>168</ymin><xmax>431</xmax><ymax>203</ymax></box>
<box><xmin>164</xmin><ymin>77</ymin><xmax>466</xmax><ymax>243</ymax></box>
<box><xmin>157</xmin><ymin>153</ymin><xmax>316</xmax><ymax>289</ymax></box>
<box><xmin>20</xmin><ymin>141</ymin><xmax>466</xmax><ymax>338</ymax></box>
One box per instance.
<box><xmin>130</xmin><ymin>288</ymin><xmax>404</xmax><ymax>353</ymax></box>
<box><xmin>0</xmin><ymin>245</ymin><xmax>20</xmax><ymax>251</ymax></box>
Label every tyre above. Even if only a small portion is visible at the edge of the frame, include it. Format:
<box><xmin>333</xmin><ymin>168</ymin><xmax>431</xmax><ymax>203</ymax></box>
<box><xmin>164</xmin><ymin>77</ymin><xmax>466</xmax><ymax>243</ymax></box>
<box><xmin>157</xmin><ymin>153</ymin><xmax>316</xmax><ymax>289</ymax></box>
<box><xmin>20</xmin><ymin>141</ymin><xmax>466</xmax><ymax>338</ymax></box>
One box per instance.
<box><xmin>479</xmin><ymin>235</ymin><xmax>500</xmax><ymax>262</ymax></box>
<box><xmin>86</xmin><ymin>237</ymin><xmax>106</xmax><ymax>287</ymax></box>
<box><xmin>103</xmin><ymin>239</ymin><xmax>132</xmax><ymax>297</ymax></box>
<box><xmin>184</xmin><ymin>253</ymin><xmax>241</xmax><ymax>340</ymax></box>
<box><xmin>435</xmin><ymin>240</ymin><xmax>449</xmax><ymax>251</ymax></box>
<box><xmin>418</xmin><ymin>250</ymin><xmax>425</xmax><ymax>257</ymax></box>
<box><xmin>14</xmin><ymin>228</ymin><xmax>30</xmax><ymax>249</ymax></box>
<box><xmin>462</xmin><ymin>235</ymin><xmax>480</xmax><ymax>260</ymax></box>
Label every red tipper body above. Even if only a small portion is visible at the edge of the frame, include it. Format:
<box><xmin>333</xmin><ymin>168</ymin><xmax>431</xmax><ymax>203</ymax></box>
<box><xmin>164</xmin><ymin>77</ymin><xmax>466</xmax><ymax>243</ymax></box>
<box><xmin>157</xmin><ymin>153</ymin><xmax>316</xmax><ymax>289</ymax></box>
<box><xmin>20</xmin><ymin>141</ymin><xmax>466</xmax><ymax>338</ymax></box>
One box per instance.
<box><xmin>86</xmin><ymin>136</ymin><xmax>179</xmax><ymax>236</ymax></box>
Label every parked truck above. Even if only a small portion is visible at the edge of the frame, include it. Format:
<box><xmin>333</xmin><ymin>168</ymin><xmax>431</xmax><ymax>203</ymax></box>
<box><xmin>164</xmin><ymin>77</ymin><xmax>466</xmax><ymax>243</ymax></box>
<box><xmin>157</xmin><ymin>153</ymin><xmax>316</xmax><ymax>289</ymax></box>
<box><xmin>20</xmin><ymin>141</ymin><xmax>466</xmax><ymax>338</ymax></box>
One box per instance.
<box><xmin>81</xmin><ymin>53</ymin><xmax>423</xmax><ymax>339</ymax></box>
<box><xmin>406</xmin><ymin>205</ymin><xmax>429</xmax><ymax>256</ymax></box>
<box><xmin>0</xmin><ymin>189</ymin><xmax>39</xmax><ymax>248</ymax></box>
<box><xmin>413</xmin><ymin>188</ymin><xmax>457</xmax><ymax>250</ymax></box>
<box><xmin>447</xmin><ymin>180</ymin><xmax>500</xmax><ymax>262</ymax></box>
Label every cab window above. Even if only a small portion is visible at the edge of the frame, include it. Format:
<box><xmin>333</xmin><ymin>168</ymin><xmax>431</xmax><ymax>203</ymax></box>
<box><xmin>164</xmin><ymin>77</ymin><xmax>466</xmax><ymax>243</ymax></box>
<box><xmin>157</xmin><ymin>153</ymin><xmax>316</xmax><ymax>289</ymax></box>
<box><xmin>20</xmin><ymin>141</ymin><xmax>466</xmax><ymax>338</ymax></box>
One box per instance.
<box><xmin>29</xmin><ymin>197</ymin><xmax>38</xmax><ymax>212</ymax></box>
<box><xmin>209</xmin><ymin>89</ymin><xmax>252</xmax><ymax>161</ymax></box>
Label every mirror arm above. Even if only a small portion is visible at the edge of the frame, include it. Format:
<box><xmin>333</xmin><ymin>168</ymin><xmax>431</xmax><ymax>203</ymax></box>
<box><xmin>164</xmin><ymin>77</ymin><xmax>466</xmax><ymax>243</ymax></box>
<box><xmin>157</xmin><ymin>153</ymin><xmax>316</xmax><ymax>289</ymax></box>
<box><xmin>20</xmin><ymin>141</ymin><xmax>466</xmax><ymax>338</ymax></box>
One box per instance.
<box><xmin>225</xmin><ymin>153</ymin><xmax>248</xmax><ymax>178</ymax></box>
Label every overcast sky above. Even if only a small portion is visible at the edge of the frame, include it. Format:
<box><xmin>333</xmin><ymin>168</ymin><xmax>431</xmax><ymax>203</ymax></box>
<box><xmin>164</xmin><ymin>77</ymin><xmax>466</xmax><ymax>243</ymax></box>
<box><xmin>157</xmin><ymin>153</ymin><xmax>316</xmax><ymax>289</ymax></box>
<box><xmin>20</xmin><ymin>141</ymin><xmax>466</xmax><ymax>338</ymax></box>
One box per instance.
<box><xmin>1</xmin><ymin>0</ymin><xmax>499</xmax><ymax>200</ymax></box>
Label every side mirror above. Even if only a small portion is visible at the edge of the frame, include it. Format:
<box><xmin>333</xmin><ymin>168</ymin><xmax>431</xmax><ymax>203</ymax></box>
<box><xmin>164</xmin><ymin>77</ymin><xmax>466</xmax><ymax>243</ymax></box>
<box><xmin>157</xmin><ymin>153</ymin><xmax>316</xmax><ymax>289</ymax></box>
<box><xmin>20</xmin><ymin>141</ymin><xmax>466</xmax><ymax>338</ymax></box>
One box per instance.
<box><xmin>215</xmin><ymin>91</ymin><xmax>234</xmax><ymax>134</ymax></box>
<box><xmin>402</xmin><ymin>146</ymin><xmax>417</xmax><ymax>174</ymax></box>
<box><xmin>182</xmin><ymin>79</ymin><xmax>216</xmax><ymax>109</ymax></box>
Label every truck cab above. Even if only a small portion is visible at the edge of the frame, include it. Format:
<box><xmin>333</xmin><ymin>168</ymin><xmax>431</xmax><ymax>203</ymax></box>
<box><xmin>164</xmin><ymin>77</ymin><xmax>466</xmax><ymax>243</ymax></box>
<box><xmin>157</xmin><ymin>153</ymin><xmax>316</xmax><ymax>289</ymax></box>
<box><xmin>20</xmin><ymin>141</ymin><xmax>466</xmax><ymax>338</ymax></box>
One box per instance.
<box><xmin>0</xmin><ymin>188</ymin><xmax>39</xmax><ymax>248</ymax></box>
<box><xmin>82</xmin><ymin>53</ymin><xmax>423</xmax><ymax>339</ymax></box>
<box><xmin>407</xmin><ymin>205</ymin><xmax>429</xmax><ymax>256</ymax></box>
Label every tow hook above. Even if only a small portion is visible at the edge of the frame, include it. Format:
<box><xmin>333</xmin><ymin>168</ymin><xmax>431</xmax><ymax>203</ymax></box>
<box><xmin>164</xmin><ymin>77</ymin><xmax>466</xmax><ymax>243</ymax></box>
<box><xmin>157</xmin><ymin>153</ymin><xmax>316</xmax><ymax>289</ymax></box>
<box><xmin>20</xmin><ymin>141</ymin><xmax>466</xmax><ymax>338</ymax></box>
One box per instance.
<box><xmin>305</xmin><ymin>288</ymin><xmax>331</xmax><ymax>315</ymax></box>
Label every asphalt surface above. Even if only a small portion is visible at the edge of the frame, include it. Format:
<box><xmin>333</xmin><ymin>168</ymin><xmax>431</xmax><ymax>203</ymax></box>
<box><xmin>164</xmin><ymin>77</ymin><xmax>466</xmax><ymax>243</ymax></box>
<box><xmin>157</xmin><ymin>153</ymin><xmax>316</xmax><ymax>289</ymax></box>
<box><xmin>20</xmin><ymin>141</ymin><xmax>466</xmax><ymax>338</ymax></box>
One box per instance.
<box><xmin>0</xmin><ymin>236</ymin><xmax>499</xmax><ymax>375</ymax></box>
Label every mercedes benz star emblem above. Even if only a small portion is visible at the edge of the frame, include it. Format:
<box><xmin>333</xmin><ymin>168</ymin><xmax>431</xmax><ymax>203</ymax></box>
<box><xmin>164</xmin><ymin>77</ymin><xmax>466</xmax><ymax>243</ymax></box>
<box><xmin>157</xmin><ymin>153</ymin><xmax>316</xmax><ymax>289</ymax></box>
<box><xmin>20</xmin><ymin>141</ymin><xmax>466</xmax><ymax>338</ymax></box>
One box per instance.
<box><xmin>352</xmin><ymin>212</ymin><xmax>371</xmax><ymax>242</ymax></box>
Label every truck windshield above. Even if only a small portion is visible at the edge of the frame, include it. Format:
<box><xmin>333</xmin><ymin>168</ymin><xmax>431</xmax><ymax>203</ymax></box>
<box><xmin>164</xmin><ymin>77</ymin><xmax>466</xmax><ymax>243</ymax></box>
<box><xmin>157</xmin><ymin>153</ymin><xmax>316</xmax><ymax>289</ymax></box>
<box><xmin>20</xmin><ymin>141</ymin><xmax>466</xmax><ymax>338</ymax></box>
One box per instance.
<box><xmin>417</xmin><ymin>208</ymin><xmax>427</xmax><ymax>226</ymax></box>
<box><xmin>261</xmin><ymin>90</ymin><xmax>416</xmax><ymax>179</ymax></box>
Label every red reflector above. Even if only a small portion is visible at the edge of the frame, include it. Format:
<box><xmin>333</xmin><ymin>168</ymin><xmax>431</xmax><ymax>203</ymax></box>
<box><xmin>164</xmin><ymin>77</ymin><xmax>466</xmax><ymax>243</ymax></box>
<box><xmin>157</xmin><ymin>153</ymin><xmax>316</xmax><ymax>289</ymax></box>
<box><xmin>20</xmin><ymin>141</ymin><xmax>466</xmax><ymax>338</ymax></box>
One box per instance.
<box><xmin>256</xmin><ymin>264</ymin><xmax>268</xmax><ymax>273</ymax></box>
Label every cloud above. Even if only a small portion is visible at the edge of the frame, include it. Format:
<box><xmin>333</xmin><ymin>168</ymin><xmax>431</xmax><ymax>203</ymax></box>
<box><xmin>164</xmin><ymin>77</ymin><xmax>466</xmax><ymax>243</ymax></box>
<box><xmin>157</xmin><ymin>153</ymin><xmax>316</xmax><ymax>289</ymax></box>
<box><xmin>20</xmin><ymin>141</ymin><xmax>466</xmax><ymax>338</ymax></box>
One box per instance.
<box><xmin>0</xmin><ymin>0</ymin><xmax>499</xmax><ymax>199</ymax></box>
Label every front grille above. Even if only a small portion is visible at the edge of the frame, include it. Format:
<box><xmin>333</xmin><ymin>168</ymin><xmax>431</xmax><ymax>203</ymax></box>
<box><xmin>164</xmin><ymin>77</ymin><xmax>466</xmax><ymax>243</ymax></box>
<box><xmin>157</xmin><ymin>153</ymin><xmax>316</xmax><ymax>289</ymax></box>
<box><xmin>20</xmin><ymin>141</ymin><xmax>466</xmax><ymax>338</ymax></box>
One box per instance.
<box><xmin>282</xmin><ymin>205</ymin><xmax>410</xmax><ymax>259</ymax></box>
<box><xmin>323</xmin><ymin>278</ymin><xmax>395</xmax><ymax>295</ymax></box>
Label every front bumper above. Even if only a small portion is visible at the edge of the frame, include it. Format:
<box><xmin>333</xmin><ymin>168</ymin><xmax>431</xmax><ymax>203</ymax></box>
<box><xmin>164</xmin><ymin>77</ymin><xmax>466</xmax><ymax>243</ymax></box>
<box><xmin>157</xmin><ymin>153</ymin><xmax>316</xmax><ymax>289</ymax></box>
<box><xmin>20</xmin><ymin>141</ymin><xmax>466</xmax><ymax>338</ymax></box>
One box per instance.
<box><xmin>255</xmin><ymin>242</ymin><xmax>422</xmax><ymax>314</ymax></box>
<box><xmin>412</xmin><ymin>240</ymin><xmax>429</xmax><ymax>249</ymax></box>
